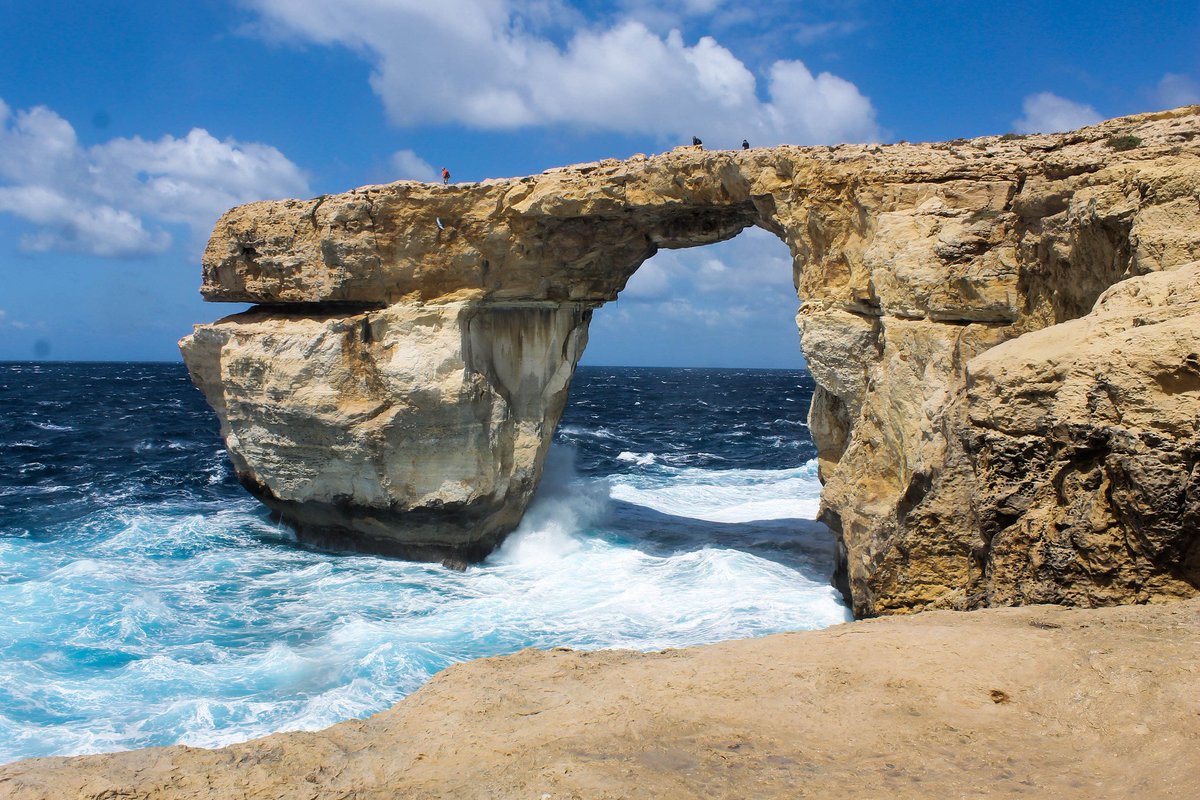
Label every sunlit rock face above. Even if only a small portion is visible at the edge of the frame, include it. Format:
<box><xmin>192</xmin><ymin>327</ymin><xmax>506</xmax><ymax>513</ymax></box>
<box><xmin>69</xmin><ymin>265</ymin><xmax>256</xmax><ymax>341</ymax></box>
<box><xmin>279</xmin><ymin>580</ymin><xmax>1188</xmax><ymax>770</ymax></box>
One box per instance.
<box><xmin>183</xmin><ymin>107</ymin><xmax>1200</xmax><ymax>613</ymax></box>
<box><xmin>182</xmin><ymin>302</ymin><xmax>591</xmax><ymax>563</ymax></box>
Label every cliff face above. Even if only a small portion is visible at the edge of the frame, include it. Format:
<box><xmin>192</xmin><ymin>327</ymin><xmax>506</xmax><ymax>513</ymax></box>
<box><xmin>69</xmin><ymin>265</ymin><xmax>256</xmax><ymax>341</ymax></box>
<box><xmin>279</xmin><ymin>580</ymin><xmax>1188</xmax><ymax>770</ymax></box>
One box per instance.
<box><xmin>964</xmin><ymin>264</ymin><xmax>1200</xmax><ymax>606</ymax></box>
<box><xmin>183</xmin><ymin>302</ymin><xmax>590</xmax><ymax>562</ymax></box>
<box><xmin>181</xmin><ymin>107</ymin><xmax>1200</xmax><ymax>615</ymax></box>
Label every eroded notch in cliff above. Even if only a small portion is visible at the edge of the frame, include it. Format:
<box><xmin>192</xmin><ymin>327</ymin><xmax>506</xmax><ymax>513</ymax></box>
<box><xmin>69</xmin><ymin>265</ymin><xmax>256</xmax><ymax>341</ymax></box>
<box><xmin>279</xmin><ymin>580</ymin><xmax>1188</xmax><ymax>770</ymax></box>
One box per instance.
<box><xmin>246</xmin><ymin>301</ymin><xmax>388</xmax><ymax>315</ymax></box>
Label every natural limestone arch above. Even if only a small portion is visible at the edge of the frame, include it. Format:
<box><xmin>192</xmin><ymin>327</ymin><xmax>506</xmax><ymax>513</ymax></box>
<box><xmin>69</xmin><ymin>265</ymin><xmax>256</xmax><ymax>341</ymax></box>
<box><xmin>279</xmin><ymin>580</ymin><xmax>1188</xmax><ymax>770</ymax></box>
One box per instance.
<box><xmin>183</xmin><ymin>108</ymin><xmax>1200</xmax><ymax>616</ymax></box>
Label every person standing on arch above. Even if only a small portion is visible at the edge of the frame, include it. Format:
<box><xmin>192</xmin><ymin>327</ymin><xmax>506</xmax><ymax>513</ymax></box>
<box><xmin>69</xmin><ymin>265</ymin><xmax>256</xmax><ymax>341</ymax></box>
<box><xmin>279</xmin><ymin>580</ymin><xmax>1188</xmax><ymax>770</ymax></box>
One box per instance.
<box><xmin>742</xmin><ymin>139</ymin><xmax>750</xmax><ymax>150</ymax></box>
<box><xmin>692</xmin><ymin>136</ymin><xmax>703</xmax><ymax>148</ymax></box>
<box><xmin>441</xmin><ymin>167</ymin><xmax>450</xmax><ymax>185</ymax></box>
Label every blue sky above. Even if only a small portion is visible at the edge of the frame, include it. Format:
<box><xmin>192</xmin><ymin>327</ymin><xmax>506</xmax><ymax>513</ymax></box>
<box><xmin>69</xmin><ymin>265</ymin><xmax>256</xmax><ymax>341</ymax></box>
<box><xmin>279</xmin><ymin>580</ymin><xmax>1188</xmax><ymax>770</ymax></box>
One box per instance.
<box><xmin>1</xmin><ymin>1</ymin><xmax>1197</xmax><ymax>366</ymax></box>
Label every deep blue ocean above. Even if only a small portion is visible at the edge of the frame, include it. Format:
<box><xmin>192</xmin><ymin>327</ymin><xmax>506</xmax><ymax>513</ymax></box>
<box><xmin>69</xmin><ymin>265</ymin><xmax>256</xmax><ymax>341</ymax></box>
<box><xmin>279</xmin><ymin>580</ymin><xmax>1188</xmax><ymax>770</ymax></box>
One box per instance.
<box><xmin>0</xmin><ymin>362</ymin><xmax>848</xmax><ymax>763</ymax></box>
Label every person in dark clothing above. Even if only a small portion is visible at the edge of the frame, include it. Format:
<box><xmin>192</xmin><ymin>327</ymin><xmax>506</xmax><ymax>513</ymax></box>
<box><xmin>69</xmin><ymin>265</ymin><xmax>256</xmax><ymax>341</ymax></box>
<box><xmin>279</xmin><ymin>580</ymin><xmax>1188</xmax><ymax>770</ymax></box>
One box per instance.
<box><xmin>441</xmin><ymin>167</ymin><xmax>450</xmax><ymax>185</ymax></box>
<box><xmin>742</xmin><ymin>139</ymin><xmax>750</xmax><ymax>150</ymax></box>
<box><xmin>692</xmin><ymin>136</ymin><xmax>703</xmax><ymax>148</ymax></box>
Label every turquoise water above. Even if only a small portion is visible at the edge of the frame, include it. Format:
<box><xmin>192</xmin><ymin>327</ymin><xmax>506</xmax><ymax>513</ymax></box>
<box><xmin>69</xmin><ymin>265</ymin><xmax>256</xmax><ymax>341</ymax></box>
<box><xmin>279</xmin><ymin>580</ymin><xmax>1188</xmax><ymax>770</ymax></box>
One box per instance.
<box><xmin>0</xmin><ymin>363</ymin><xmax>848</xmax><ymax>763</ymax></box>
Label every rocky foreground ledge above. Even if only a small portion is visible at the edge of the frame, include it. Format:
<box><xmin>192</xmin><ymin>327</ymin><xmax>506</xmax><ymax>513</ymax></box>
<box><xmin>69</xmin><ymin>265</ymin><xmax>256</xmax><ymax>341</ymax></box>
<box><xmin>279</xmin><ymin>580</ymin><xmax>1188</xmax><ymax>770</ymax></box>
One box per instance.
<box><xmin>3</xmin><ymin>599</ymin><xmax>1197</xmax><ymax>799</ymax></box>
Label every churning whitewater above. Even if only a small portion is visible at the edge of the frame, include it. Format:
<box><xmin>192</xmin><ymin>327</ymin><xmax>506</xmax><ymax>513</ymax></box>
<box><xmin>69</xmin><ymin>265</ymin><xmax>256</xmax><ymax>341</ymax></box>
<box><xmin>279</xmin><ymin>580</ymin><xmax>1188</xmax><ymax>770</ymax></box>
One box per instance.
<box><xmin>0</xmin><ymin>363</ymin><xmax>848</xmax><ymax>764</ymax></box>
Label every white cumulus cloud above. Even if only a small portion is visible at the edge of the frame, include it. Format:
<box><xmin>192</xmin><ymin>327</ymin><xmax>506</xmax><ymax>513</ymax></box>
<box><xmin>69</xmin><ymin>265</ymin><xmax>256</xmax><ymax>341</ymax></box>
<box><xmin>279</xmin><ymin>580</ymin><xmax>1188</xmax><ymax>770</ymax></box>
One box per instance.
<box><xmin>1013</xmin><ymin>92</ymin><xmax>1103</xmax><ymax>135</ymax></box>
<box><xmin>612</xmin><ymin>225</ymin><xmax>796</xmax><ymax>332</ymax></box>
<box><xmin>619</xmin><ymin>257</ymin><xmax>673</xmax><ymax>301</ymax></box>
<box><xmin>0</xmin><ymin>98</ymin><xmax>309</xmax><ymax>258</ymax></box>
<box><xmin>626</xmin><ymin>226</ymin><xmax>793</xmax><ymax>300</ymax></box>
<box><xmin>244</xmin><ymin>0</ymin><xmax>880</xmax><ymax>146</ymax></box>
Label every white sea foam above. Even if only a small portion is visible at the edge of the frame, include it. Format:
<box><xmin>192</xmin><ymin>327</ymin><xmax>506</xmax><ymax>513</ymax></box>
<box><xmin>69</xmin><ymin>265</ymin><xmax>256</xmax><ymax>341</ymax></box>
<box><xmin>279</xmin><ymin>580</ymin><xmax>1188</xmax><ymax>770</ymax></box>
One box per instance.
<box><xmin>557</xmin><ymin>424</ymin><xmax>622</xmax><ymax>441</ymax></box>
<box><xmin>616</xmin><ymin>451</ymin><xmax>657</xmax><ymax>466</ymax></box>
<box><xmin>483</xmin><ymin>447</ymin><xmax>846</xmax><ymax>650</ymax></box>
<box><xmin>31</xmin><ymin>422</ymin><xmax>75</xmax><ymax>432</ymax></box>
<box><xmin>0</xmin><ymin>484</ymin><xmax>69</xmax><ymax>498</ymax></box>
<box><xmin>133</xmin><ymin>439</ymin><xmax>187</xmax><ymax>453</ymax></box>
<box><xmin>204</xmin><ymin>451</ymin><xmax>230</xmax><ymax>485</ymax></box>
<box><xmin>490</xmin><ymin>447</ymin><xmax>608</xmax><ymax>566</ymax></box>
<box><xmin>46</xmin><ymin>559</ymin><xmax>109</xmax><ymax>580</ymax></box>
<box><xmin>0</xmin><ymin>451</ymin><xmax>845</xmax><ymax>764</ymax></box>
<box><xmin>609</xmin><ymin>460</ymin><xmax>823</xmax><ymax>523</ymax></box>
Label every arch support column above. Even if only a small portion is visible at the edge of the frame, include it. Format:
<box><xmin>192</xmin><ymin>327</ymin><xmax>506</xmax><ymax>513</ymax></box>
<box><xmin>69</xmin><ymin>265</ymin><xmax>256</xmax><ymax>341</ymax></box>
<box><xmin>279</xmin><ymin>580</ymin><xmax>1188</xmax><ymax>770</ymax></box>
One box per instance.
<box><xmin>182</xmin><ymin>300</ymin><xmax>592</xmax><ymax>563</ymax></box>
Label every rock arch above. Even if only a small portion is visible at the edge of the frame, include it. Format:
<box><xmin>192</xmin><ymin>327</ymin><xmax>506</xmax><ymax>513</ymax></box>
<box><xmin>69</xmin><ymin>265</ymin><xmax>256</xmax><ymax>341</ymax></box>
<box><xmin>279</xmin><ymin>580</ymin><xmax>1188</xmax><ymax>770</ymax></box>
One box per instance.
<box><xmin>182</xmin><ymin>108</ymin><xmax>1200</xmax><ymax>615</ymax></box>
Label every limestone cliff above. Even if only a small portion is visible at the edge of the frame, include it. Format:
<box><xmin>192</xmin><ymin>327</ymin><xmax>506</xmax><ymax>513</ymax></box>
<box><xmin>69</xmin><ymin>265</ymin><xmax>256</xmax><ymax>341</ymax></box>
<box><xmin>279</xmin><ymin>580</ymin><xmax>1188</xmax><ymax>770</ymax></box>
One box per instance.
<box><xmin>964</xmin><ymin>264</ymin><xmax>1200</xmax><ymax>606</ymax></box>
<box><xmin>183</xmin><ymin>302</ymin><xmax>589</xmax><ymax>561</ymax></box>
<box><xmin>182</xmin><ymin>107</ymin><xmax>1200</xmax><ymax>614</ymax></box>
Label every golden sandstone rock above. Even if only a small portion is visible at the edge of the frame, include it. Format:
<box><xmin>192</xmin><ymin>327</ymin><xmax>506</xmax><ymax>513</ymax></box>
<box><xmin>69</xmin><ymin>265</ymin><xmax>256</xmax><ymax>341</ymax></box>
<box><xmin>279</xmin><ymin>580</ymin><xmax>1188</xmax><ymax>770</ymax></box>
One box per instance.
<box><xmin>181</xmin><ymin>107</ymin><xmax>1200</xmax><ymax>616</ymax></box>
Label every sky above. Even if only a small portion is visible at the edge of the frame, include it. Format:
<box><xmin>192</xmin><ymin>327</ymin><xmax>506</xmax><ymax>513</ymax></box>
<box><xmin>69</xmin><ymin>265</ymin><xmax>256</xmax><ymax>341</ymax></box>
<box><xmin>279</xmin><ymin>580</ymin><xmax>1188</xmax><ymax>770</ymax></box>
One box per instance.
<box><xmin>0</xmin><ymin>1</ymin><xmax>1197</xmax><ymax>367</ymax></box>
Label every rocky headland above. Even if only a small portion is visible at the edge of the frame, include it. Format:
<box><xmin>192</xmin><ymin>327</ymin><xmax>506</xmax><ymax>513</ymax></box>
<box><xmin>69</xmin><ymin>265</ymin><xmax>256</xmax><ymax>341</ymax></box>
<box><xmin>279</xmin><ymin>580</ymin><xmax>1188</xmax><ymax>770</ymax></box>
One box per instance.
<box><xmin>180</xmin><ymin>107</ymin><xmax>1200</xmax><ymax>616</ymax></box>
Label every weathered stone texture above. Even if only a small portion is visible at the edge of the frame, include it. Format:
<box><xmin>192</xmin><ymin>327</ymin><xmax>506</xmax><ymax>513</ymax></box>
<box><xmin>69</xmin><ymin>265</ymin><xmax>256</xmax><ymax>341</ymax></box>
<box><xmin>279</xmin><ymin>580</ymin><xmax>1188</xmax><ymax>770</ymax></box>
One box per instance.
<box><xmin>182</xmin><ymin>107</ymin><xmax>1200</xmax><ymax>613</ymax></box>
<box><xmin>964</xmin><ymin>263</ymin><xmax>1200</xmax><ymax>606</ymax></box>
<box><xmin>182</xmin><ymin>302</ymin><xmax>590</xmax><ymax>561</ymax></box>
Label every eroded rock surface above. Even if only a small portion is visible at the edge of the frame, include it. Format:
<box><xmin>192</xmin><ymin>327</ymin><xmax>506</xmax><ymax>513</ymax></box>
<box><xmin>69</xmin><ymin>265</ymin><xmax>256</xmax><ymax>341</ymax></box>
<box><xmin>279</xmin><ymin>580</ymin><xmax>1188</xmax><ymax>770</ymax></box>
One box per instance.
<box><xmin>964</xmin><ymin>263</ymin><xmax>1200</xmax><ymax>606</ymax></box>
<box><xmin>182</xmin><ymin>301</ymin><xmax>589</xmax><ymax>560</ymax></box>
<box><xmin>181</xmin><ymin>107</ymin><xmax>1200</xmax><ymax>613</ymax></box>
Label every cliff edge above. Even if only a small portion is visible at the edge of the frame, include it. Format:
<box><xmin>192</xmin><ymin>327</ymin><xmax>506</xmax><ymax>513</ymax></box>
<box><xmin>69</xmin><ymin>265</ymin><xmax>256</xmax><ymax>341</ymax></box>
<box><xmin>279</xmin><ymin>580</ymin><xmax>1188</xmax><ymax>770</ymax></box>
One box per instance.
<box><xmin>181</xmin><ymin>107</ymin><xmax>1200</xmax><ymax>615</ymax></box>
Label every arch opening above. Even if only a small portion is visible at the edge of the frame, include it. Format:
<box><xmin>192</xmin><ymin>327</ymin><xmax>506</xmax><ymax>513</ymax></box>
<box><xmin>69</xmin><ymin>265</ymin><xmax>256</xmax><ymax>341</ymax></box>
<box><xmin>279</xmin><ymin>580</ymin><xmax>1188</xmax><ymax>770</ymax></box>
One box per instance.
<box><xmin>529</xmin><ymin>226</ymin><xmax>850</xmax><ymax>622</ymax></box>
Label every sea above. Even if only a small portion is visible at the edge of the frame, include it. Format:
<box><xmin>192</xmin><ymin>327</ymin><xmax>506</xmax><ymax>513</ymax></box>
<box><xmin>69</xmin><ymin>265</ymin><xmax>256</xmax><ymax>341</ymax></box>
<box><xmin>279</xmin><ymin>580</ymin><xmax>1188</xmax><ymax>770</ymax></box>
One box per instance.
<box><xmin>0</xmin><ymin>362</ymin><xmax>849</xmax><ymax>764</ymax></box>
